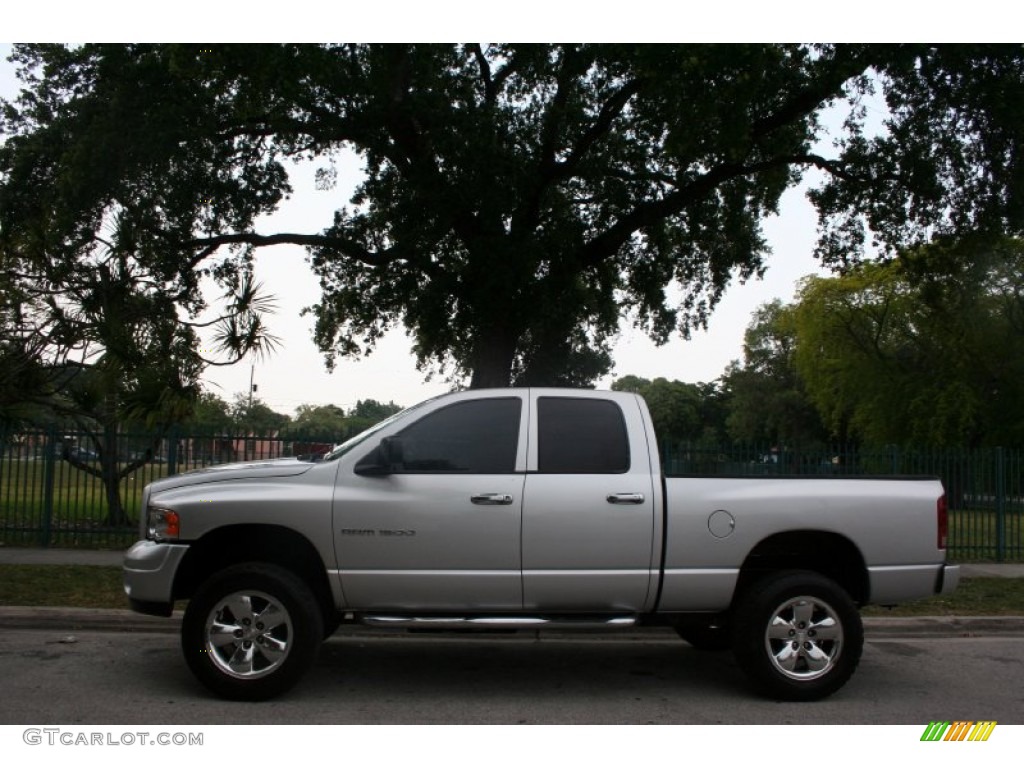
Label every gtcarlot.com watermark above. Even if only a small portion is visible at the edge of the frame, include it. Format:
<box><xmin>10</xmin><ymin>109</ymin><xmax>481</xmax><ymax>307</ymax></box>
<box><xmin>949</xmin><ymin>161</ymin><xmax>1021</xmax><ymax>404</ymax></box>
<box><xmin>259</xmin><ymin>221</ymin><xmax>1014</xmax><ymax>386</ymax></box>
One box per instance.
<box><xmin>23</xmin><ymin>729</ymin><xmax>203</xmax><ymax>747</ymax></box>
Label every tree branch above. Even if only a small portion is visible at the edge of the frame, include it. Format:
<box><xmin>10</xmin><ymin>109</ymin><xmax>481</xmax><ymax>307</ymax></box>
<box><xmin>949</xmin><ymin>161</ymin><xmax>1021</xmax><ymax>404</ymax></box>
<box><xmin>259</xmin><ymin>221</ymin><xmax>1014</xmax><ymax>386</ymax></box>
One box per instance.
<box><xmin>554</xmin><ymin>77</ymin><xmax>643</xmax><ymax>180</ymax></box>
<box><xmin>181</xmin><ymin>232</ymin><xmax>403</xmax><ymax>267</ymax></box>
<box><xmin>468</xmin><ymin>44</ymin><xmax>496</xmax><ymax>104</ymax></box>
<box><xmin>538</xmin><ymin>46</ymin><xmax>580</xmax><ymax>174</ymax></box>
<box><xmin>577</xmin><ymin>161</ymin><xmax>751</xmax><ymax>267</ymax></box>
<box><xmin>577</xmin><ymin>150</ymin><xmax>858</xmax><ymax>268</ymax></box>
<box><xmin>749</xmin><ymin>45</ymin><xmax>878</xmax><ymax>143</ymax></box>
<box><xmin>490</xmin><ymin>50</ymin><xmax>521</xmax><ymax>98</ymax></box>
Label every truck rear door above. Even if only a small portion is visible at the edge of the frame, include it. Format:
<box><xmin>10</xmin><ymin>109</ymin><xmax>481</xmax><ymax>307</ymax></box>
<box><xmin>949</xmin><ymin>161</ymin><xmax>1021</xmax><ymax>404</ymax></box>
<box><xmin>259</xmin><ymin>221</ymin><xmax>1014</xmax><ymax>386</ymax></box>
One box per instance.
<box><xmin>521</xmin><ymin>392</ymin><xmax>659</xmax><ymax>612</ymax></box>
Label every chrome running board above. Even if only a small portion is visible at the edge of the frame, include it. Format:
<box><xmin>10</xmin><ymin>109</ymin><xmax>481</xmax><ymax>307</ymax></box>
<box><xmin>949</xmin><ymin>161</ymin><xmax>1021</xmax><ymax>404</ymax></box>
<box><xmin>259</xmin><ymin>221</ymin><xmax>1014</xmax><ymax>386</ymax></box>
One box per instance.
<box><xmin>360</xmin><ymin>615</ymin><xmax>638</xmax><ymax>630</ymax></box>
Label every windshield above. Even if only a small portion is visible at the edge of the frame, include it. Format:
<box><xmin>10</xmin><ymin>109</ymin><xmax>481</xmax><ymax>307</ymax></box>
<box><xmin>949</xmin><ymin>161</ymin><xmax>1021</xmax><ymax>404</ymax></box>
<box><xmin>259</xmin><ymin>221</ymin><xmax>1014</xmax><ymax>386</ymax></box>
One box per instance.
<box><xmin>320</xmin><ymin>395</ymin><xmax>440</xmax><ymax>462</ymax></box>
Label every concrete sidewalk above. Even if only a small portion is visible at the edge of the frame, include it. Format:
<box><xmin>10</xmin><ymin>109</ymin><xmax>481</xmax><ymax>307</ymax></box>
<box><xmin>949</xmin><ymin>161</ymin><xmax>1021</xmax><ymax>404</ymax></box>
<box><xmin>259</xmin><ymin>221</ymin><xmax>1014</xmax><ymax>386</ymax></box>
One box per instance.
<box><xmin>2</xmin><ymin>546</ymin><xmax>1024</xmax><ymax>579</ymax></box>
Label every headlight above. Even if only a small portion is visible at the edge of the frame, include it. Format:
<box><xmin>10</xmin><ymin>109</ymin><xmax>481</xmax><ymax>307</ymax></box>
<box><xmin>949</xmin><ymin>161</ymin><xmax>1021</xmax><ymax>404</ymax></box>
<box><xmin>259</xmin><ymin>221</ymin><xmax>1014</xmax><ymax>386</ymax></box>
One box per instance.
<box><xmin>147</xmin><ymin>507</ymin><xmax>180</xmax><ymax>541</ymax></box>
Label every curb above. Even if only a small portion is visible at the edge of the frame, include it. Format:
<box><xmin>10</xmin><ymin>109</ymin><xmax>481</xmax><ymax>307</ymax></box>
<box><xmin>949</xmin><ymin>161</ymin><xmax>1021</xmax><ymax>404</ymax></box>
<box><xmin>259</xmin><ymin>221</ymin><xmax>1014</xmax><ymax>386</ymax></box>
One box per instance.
<box><xmin>0</xmin><ymin>607</ymin><xmax>183</xmax><ymax>634</ymax></box>
<box><xmin>861</xmin><ymin>615</ymin><xmax>1024</xmax><ymax>637</ymax></box>
<box><xmin>2</xmin><ymin>607</ymin><xmax>1024</xmax><ymax>638</ymax></box>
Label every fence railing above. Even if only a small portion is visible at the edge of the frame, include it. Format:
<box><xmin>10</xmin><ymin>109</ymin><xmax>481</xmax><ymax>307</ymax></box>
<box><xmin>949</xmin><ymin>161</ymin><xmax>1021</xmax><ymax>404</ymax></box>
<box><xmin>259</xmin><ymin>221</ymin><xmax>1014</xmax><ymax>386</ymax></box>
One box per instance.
<box><xmin>663</xmin><ymin>443</ymin><xmax>1023</xmax><ymax>562</ymax></box>
<box><xmin>0</xmin><ymin>427</ymin><xmax>338</xmax><ymax>549</ymax></box>
<box><xmin>2</xmin><ymin>428</ymin><xmax>1021</xmax><ymax>561</ymax></box>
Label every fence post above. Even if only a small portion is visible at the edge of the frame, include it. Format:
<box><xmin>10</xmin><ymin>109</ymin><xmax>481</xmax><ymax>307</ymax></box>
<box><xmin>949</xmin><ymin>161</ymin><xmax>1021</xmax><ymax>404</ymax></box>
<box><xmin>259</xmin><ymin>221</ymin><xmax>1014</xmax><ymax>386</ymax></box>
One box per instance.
<box><xmin>888</xmin><ymin>444</ymin><xmax>901</xmax><ymax>475</ymax></box>
<box><xmin>166</xmin><ymin>426</ymin><xmax>179</xmax><ymax>478</ymax></box>
<box><xmin>40</xmin><ymin>425</ymin><xmax>56</xmax><ymax>547</ymax></box>
<box><xmin>996</xmin><ymin>446</ymin><xmax>1005</xmax><ymax>562</ymax></box>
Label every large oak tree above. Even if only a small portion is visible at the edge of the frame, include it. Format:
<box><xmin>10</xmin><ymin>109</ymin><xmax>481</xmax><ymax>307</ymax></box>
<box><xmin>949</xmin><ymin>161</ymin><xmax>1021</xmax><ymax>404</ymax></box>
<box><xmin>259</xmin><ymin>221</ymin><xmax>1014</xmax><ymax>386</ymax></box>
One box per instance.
<box><xmin>2</xmin><ymin>44</ymin><xmax>1023</xmax><ymax>388</ymax></box>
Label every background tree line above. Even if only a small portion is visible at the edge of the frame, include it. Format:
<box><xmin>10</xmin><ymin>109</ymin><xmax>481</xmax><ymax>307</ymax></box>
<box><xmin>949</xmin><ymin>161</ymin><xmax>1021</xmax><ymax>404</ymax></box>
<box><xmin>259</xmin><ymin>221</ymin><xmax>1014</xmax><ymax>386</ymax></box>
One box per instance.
<box><xmin>186</xmin><ymin>392</ymin><xmax>402</xmax><ymax>439</ymax></box>
<box><xmin>617</xmin><ymin>237</ymin><xmax>1024</xmax><ymax>450</ymax></box>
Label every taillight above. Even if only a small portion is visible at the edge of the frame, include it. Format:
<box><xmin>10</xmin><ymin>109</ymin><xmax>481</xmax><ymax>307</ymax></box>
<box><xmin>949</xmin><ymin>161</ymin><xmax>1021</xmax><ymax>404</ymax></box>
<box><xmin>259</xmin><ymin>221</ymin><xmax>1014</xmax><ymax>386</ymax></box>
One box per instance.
<box><xmin>937</xmin><ymin>494</ymin><xmax>948</xmax><ymax>550</ymax></box>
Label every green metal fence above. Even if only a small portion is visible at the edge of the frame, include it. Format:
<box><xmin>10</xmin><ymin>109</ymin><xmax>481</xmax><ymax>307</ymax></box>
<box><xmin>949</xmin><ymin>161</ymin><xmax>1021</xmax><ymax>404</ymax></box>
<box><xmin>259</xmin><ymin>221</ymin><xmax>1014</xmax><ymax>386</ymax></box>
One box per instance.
<box><xmin>0</xmin><ymin>427</ymin><xmax>336</xmax><ymax>550</ymax></box>
<box><xmin>663</xmin><ymin>443</ymin><xmax>1024</xmax><ymax>562</ymax></box>
<box><xmin>1</xmin><ymin>427</ymin><xmax>1021</xmax><ymax>561</ymax></box>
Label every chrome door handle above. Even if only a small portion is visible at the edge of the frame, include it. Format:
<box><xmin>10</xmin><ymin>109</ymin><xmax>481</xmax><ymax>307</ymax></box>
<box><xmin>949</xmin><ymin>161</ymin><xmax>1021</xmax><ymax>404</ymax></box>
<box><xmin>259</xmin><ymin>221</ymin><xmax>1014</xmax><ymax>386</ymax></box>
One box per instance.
<box><xmin>607</xmin><ymin>493</ymin><xmax>645</xmax><ymax>504</ymax></box>
<box><xmin>471</xmin><ymin>493</ymin><xmax>513</xmax><ymax>505</ymax></box>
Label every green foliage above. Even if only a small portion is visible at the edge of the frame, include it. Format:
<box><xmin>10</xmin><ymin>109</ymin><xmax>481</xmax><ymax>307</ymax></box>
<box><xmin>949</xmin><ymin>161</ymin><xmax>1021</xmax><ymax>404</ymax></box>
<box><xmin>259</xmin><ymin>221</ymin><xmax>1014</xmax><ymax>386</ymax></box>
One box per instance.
<box><xmin>182</xmin><ymin>391</ymin><xmax>233</xmax><ymax>434</ymax></box>
<box><xmin>792</xmin><ymin>238</ymin><xmax>1024</xmax><ymax>446</ymax></box>
<box><xmin>180</xmin><ymin>396</ymin><xmax>403</xmax><ymax>440</ymax></box>
<box><xmin>229</xmin><ymin>394</ymin><xmax>290</xmax><ymax>436</ymax></box>
<box><xmin>4</xmin><ymin>249</ymin><xmax>215</xmax><ymax>523</ymax></box>
<box><xmin>0</xmin><ymin>329</ymin><xmax>66</xmax><ymax>428</ymax></box>
<box><xmin>611</xmin><ymin>375</ymin><xmax>715</xmax><ymax>443</ymax></box>
<box><xmin>349</xmin><ymin>398</ymin><xmax>402</xmax><ymax>423</ymax></box>
<box><xmin>810</xmin><ymin>46</ymin><xmax>1024</xmax><ymax>266</ymax></box>
<box><xmin>280</xmin><ymin>399</ymin><xmax>403</xmax><ymax>440</ymax></box>
<box><xmin>331</xmin><ymin>399</ymin><xmax>404</xmax><ymax>437</ymax></box>
<box><xmin>283</xmin><ymin>403</ymin><xmax>348</xmax><ymax>437</ymax></box>
<box><xmin>0</xmin><ymin>257</ymin><xmax>76</xmax><ymax>427</ymax></box>
<box><xmin>722</xmin><ymin>301</ymin><xmax>829</xmax><ymax>445</ymax></box>
<box><xmin>0</xmin><ymin>43</ymin><xmax>282</xmax><ymax>426</ymax></box>
<box><xmin>4</xmin><ymin>44</ymin><xmax>1022</xmax><ymax>388</ymax></box>
<box><xmin>0</xmin><ymin>565</ymin><xmax>127</xmax><ymax>608</ymax></box>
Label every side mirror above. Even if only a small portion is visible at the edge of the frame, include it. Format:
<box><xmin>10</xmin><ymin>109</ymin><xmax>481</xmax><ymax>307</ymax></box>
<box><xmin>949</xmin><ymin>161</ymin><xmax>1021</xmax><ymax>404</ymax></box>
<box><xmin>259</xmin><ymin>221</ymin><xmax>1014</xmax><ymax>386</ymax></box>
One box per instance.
<box><xmin>354</xmin><ymin>436</ymin><xmax>405</xmax><ymax>476</ymax></box>
<box><xmin>379</xmin><ymin>436</ymin><xmax>404</xmax><ymax>468</ymax></box>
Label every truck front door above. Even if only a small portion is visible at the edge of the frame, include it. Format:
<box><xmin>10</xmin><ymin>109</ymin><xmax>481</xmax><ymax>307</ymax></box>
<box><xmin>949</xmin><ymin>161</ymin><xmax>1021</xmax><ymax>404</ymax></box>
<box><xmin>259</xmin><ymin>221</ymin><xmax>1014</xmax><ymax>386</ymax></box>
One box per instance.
<box><xmin>334</xmin><ymin>395</ymin><xmax>527</xmax><ymax>611</ymax></box>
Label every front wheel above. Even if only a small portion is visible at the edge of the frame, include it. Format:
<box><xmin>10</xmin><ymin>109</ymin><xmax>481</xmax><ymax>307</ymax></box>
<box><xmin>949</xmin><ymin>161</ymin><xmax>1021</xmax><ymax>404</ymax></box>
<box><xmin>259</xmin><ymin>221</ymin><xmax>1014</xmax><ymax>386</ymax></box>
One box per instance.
<box><xmin>181</xmin><ymin>563</ymin><xmax>324</xmax><ymax>701</ymax></box>
<box><xmin>731</xmin><ymin>571</ymin><xmax>863</xmax><ymax>701</ymax></box>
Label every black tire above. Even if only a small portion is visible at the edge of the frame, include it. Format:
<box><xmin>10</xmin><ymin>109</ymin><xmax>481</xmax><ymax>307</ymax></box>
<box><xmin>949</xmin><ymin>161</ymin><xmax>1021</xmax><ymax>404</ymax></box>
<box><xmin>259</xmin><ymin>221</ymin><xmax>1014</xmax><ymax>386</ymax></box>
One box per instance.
<box><xmin>676</xmin><ymin>622</ymin><xmax>732</xmax><ymax>652</ymax></box>
<box><xmin>181</xmin><ymin>563</ymin><xmax>324</xmax><ymax>701</ymax></box>
<box><xmin>731</xmin><ymin>570</ymin><xmax>863</xmax><ymax>701</ymax></box>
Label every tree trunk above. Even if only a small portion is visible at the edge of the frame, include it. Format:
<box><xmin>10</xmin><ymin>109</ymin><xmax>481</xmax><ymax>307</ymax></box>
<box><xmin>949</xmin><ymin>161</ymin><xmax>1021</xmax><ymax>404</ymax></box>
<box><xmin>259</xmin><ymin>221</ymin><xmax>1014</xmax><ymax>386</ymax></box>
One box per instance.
<box><xmin>468</xmin><ymin>329</ymin><xmax>518</xmax><ymax>389</ymax></box>
<box><xmin>101</xmin><ymin>423</ymin><xmax>130</xmax><ymax>527</ymax></box>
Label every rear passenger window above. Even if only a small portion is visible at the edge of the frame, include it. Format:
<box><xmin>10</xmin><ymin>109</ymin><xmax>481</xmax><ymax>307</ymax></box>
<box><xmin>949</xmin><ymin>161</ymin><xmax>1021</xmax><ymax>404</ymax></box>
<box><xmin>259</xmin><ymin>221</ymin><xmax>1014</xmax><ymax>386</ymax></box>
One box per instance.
<box><xmin>537</xmin><ymin>397</ymin><xmax>630</xmax><ymax>474</ymax></box>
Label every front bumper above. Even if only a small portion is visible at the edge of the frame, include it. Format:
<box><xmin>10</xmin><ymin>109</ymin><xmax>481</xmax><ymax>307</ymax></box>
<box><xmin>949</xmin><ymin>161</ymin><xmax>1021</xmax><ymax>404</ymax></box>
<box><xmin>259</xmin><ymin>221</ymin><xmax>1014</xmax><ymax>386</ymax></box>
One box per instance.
<box><xmin>122</xmin><ymin>540</ymin><xmax>190</xmax><ymax>616</ymax></box>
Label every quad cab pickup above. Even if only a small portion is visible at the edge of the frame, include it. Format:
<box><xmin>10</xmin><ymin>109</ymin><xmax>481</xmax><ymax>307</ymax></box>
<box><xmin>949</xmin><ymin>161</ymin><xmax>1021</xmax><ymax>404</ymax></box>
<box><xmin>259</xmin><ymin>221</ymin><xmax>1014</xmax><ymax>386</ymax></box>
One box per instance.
<box><xmin>123</xmin><ymin>388</ymin><xmax>959</xmax><ymax>701</ymax></box>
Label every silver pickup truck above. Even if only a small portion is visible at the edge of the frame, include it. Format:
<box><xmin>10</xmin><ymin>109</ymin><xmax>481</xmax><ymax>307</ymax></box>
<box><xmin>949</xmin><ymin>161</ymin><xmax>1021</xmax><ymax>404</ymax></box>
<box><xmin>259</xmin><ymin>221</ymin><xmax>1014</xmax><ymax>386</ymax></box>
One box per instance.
<box><xmin>123</xmin><ymin>388</ymin><xmax>959</xmax><ymax>702</ymax></box>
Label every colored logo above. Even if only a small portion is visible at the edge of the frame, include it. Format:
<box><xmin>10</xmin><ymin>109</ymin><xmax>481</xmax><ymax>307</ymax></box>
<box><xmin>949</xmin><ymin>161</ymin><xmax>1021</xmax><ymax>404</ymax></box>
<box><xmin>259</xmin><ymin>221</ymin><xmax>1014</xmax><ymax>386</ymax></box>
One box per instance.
<box><xmin>920</xmin><ymin>721</ymin><xmax>997</xmax><ymax>742</ymax></box>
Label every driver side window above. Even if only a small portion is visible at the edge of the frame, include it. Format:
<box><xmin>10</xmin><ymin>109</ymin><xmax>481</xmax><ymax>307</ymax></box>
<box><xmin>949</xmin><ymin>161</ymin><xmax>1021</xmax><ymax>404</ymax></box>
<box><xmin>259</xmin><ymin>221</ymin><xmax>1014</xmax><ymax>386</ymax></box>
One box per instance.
<box><xmin>386</xmin><ymin>397</ymin><xmax>522</xmax><ymax>474</ymax></box>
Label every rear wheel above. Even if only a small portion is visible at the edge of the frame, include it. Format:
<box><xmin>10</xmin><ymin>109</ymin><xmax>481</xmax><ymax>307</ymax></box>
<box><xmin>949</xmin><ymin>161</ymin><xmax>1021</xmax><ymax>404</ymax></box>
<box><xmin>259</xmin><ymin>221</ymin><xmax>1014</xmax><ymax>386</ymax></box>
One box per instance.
<box><xmin>181</xmin><ymin>563</ymin><xmax>323</xmax><ymax>701</ymax></box>
<box><xmin>732</xmin><ymin>570</ymin><xmax>863</xmax><ymax>701</ymax></box>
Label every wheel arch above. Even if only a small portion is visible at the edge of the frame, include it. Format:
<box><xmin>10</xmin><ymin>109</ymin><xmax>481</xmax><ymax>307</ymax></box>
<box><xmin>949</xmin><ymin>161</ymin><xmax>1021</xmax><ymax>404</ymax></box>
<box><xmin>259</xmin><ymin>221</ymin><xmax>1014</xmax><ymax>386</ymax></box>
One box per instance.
<box><xmin>173</xmin><ymin>524</ymin><xmax>335</xmax><ymax>619</ymax></box>
<box><xmin>735</xmin><ymin>530</ymin><xmax>869</xmax><ymax>606</ymax></box>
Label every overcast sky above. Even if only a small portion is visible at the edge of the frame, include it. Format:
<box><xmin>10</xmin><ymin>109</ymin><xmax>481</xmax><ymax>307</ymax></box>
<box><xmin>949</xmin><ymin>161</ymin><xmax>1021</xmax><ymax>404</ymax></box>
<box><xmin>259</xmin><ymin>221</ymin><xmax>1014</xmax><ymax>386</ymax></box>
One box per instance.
<box><xmin>2</xmin><ymin>9</ymin><xmax>1004</xmax><ymax>415</ymax></box>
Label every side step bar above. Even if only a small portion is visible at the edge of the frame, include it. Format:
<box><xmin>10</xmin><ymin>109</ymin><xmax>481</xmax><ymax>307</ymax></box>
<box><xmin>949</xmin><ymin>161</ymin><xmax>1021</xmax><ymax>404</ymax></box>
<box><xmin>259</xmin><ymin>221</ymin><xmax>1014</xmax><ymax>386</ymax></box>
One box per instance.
<box><xmin>360</xmin><ymin>615</ymin><xmax>638</xmax><ymax>630</ymax></box>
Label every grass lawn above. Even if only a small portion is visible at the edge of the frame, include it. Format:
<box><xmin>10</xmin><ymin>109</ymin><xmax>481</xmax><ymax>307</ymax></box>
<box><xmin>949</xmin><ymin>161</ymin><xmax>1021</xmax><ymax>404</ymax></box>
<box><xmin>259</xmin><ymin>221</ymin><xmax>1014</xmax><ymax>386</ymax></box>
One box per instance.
<box><xmin>860</xmin><ymin>576</ymin><xmax>1024</xmax><ymax>616</ymax></box>
<box><xmin>0</xmin><ymin>565</ymin><xmax>1022</xmax><ymax>616</ymax></box>
<box><xmin>0</xmin><ymin>565</ymin><xmax>128</xmax><ymax>609</ymax></box>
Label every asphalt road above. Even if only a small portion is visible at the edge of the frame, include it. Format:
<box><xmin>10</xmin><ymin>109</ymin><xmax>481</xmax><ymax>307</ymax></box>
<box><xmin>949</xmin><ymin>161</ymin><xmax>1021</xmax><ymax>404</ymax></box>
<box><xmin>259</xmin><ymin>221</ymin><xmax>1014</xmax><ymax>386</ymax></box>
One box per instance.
<box><xmin>0</xmin><ymin>627</ymin><xmax>1021</xmax><ymax>725</ymax></box>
